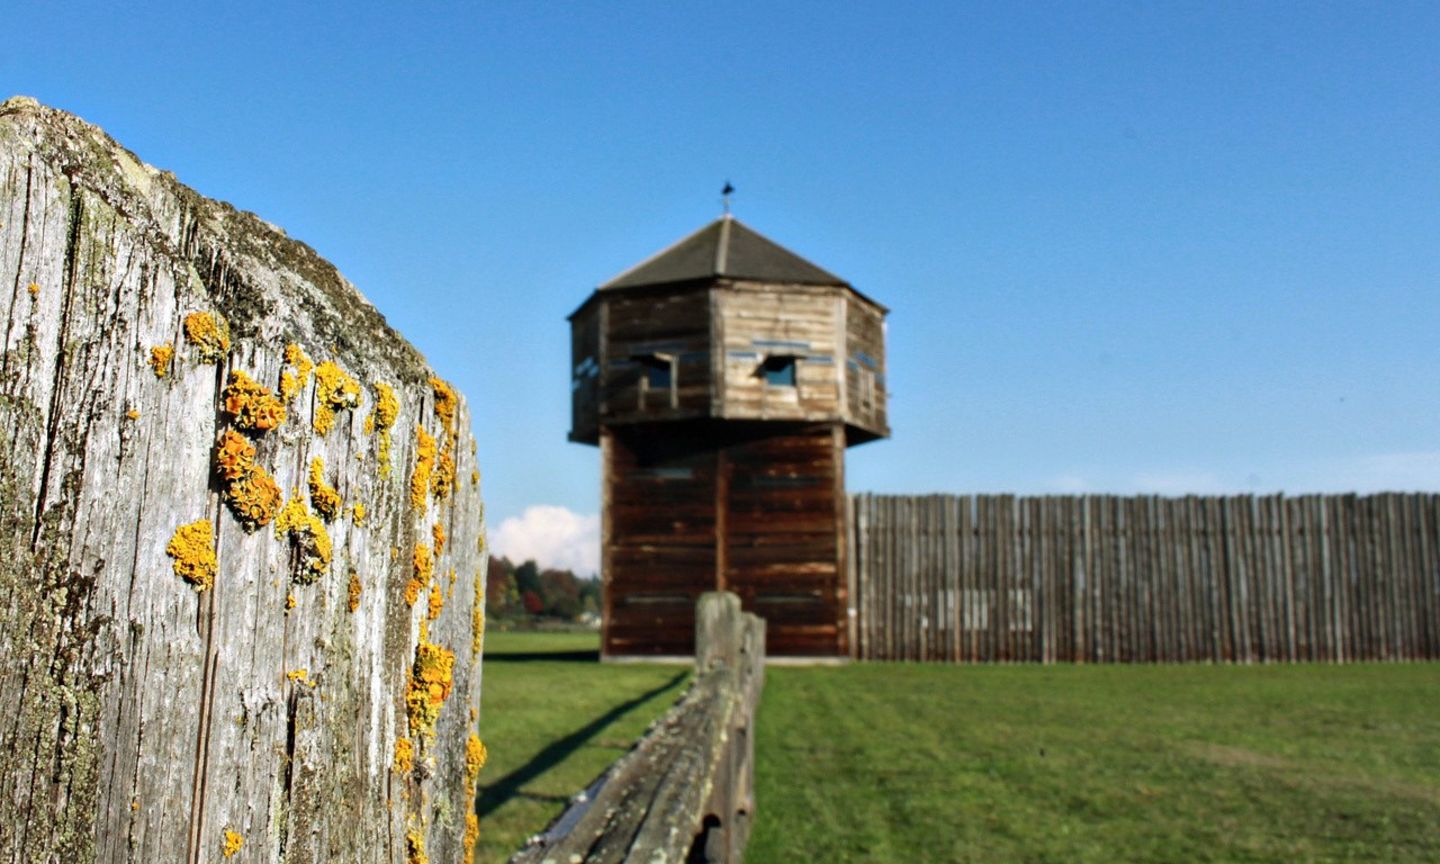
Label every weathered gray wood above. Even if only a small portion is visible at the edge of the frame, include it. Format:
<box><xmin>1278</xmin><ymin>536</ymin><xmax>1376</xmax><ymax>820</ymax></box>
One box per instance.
<box><xmin>0</xmin><ymin>97</ymin><xmax>487</xmax><ymax>864</ymax></box>
<box><xmin>511</xmin><ymin>592</ymin><xmax>764</xmax><ymax>864</ymax></box>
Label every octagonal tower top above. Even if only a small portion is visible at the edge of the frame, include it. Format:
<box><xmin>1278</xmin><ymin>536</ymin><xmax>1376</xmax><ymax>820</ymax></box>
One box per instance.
<box><xmin>569</xmin><ymin>215</ymin><xmax>889</xmax><ymax>445</ymax></box>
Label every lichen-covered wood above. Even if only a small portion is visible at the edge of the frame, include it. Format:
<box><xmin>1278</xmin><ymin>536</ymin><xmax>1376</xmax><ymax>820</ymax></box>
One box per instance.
<box><xmin>0</xmin><ymin>96</ymin><xmax>487</xmax><ymax>864</ymax></box>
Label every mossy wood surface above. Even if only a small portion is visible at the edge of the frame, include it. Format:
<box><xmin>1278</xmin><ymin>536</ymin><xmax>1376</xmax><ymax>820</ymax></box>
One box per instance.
<box><xmin>0</xmin><ymin>97</ymin><xmax>487</xmax><ymax>864</ymax></box>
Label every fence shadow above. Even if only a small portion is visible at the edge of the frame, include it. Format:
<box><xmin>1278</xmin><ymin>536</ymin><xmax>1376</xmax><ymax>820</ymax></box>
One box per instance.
<box><xmin>476</xmin><ymin>669</ymin><xmax>689</xmax><ymax>818</ymax></box>
<box><xmin>485</xmin><ymin>649</ymin><xmax>601</xmax><ymax>663</ymax></box>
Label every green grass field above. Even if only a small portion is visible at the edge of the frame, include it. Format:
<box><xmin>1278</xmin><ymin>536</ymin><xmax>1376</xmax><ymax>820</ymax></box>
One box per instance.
<box><xmin>475</xmin><ymin>632</ymin><xmax>1439</xmax><ymax>863</ymax></box>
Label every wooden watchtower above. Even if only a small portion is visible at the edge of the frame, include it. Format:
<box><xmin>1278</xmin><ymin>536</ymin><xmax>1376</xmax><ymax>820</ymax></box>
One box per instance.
<box><xmin>569</xmin><ymin>215</ymin><xmax>888</xmax><ymax>657</ymax></box>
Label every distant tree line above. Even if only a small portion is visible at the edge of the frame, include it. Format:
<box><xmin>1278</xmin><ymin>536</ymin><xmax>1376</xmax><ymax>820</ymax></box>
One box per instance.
<box><xmin>486</xmin><ymin>555</ymin><xmax>600</xmax><ymax>622</ymax></box>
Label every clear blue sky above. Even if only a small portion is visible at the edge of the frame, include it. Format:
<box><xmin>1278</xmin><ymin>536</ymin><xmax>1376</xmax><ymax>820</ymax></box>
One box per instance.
<box><xmin>7</xmin><ymin>2</ymin><xmax>1438</xmax><ymax>569</ymax></box>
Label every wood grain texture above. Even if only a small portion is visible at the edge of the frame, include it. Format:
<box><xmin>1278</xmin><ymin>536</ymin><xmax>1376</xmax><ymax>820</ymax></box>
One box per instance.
<box><xmin>0</xmin><ymin>97</ymin><xmax>487</xmax><ymax>863</ymax></box>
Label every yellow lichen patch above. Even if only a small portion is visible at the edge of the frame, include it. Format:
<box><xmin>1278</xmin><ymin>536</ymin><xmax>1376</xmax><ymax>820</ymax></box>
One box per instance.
<box><xmin>348</xmin><ymin>571</ymin><xmax>362</xmax><ymax>612</ymax></box>
<box><xmin>280</xmin><ymin>343</ymin><xmax>314</xmax><ymax>401</ymax></box>
<box><xmin>432</xmin><ymin>448</ymin><xmax>456</xmax><ymax>501</ymax></box>
<box><xmin>465</xmin><ymin>733</ymin><xmax>487</xmax><ymax>784</ymax></box>
<box><xmin>285</xmin><ymin>592</ymin><xmax>297</xmax><ymax>613</ymax></box>
<box><xmin>405</xmin><ymin>826</ymin><xmax>428</xmax><ymax>864</ymax></box>
<box><xmin>410</xmin><ymin>425</ymin><xmax>436</xmax><ymax>511</ymax></box>
<box><xmin>393</xmin><ymin>736</ymin><xmax>414</xmax><ymax>773</ymax></box>
<box><xmin>406</xmin><ymin>542</ymin><xmax>432</xmax><ymax>607</ymax></box>
<box><xmin>471</xmin><ymin>470</ymin><xmax>479</xmax><ymax>486</ymax></box>
<box><xmin>462</xmin><ymin>812</ymin><xmax>479</xmax><ymax>864</ymax></box>
<box><xmin>429</xmin><ymin>376</ymin><xmax>458</xmax><ymax>438</ymax></box>
<box><xmin>368</xmin><ymin>381</ymin><xmax>400</xmax><ymax>478</ymax></box>
<box><xmin>351</xmin><ymin>502</ymin><xmax>366</xmax><ymax>525</ymax></box>
<box><xmin>312</xmin><ymin>360</ymin><xmax>361</xmax><ymax>435</ymax></box>
<box><xmin>125</xmin><ymin>408</ymin><xmax>141</xmax><ymax>421</ymax></box>
<box><xmin>427</xmin><ymin>582</ymin><xmax>444</xmax><ymax>621</ymax></box>
<box><xmin>307</xmin><ymin>457</ymin><xmax>342</xmax><ymax>522</ymax></box>
<box><xmin>223</xmin><ymin>370</ymin><xmax>286</xmax><ymax>433</ymax></box>
<box><xmin>461</xmin><ymin>733</ymin><xmax>487</xmax><ymax>864</ymax></box>
<box><xmin>166</xmin><ymin>519</ymin><xmax>217</xmax><ymax>591</ymax></box>
<box><xmin>149</xmin><ymin>343</ymin><xmax>173</xmax><ymax>378</ymax></box>
<box><xmin>214</xmin><ymin>430</ymin><xmax>281</xmax><ymax>531</ymax></box>
<box><xmin>221</xmin><ymin>829</ymin><xmax>244</xmax><ymax>858</ymax></box>
<box><xmin>27</xmin><ymin>281</ymin><xmax>39</xmax><ymax>297</ymax></box>
<box><xmin>405</xmin><ymin>635</ymin><xmax>455</xmax><ymax>744</ymax></box>
<box><xmin>183</xmin><ymin>310</ymin><xmax>230</xmax><ymax>363</ymax></box>
<box><xmin>275</xmin><ymin>495</ymin><xmax>332</xmax><ymax>585</ymax></box>
<box><xmin>431</xmin><ymin>522</ymin><xmax>446</xmax><ymax>556</ymax></box>
<box><xmin>287</xmin><ymin>668</ymin><xmax>313</xmax><ymax>686</ymax></box>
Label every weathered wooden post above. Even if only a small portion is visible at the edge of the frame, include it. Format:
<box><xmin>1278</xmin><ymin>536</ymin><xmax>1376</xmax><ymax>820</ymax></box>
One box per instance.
<box><xmin>0</xmin><ymin>97</ymin><xmax>487</xmax><ymax>863</ymax></box>
<box><xmin>511</xmin><ymin>591</ymin><xmax>765</xmax><ymax>863</ymax></box>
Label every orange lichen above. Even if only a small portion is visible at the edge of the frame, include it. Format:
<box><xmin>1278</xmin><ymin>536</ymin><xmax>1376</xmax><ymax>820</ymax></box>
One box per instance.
<box><xmin>393</xmin><ymin>736</ymin><xmax>414</xmax><ymax>773</ymax></box>
<box><xmin>368</xmin><ymin>381</ymin><xmax>399</xmax><ymax>477</ymax></box>
<box><xmin>166</xmin><ymin>519</ymin><xmax>217</xmax><ymax>591</ymax></box>
<box><xmin>125</xmin><ymin>408</ymin><xmax>141</xmax><ymax>421</ymax></box>
<box><xmin>410</xmin><ymin>425</ymin><xmax>436</xmax><ymax>511</ymax></box>
<box><xmin>223</xmin><ymin>369</ymin><xmax>286</xmax><ymax>433</ymax></box>
<box><xmin>462</xmin><ymin>813</ymin><xmax>479</xmax><ymax>864</ymax></box>
<box><xmin>214</xmin><ymin>429</ymin><xmax>281</xmax><ymax>531</ymax></box>
<box><xmin>406</xmin><ymin>543</ymin><xmax>432</xmax><ymax>607</ymax></box>
<box><xmin>351</xmin><ymin>502</ymin><xmax>366</xmax><ymax>525</ymax></box>
<box><xmin>26</xmin><ymin>281</ymin><xmax>39</xmax><ymax>297</ymax></box>
<box><xmin>149</xmin><ymin>344</ymin><xmax>173</xmax><ymax>378</ymax></box>
<box><xmin>405</xmin><ymin>634</ymin><xmax>455</xmax><ymax>743</ymax></box>
<box><xmin>465</xmin><ymin>733</ymin><xmax>487</xmax><ymax>784</ymax></box>
<box><xmin>312</xmin><ymin>360</ymin><xmax>361</xmax><ymax>435</ymax></box>
<box><xmin>405</xmin><ymin>826</ymin><xmax>428</xmax><ymax>864</ymax></box>
<box><xmin>432</xmin><ymin>448</ymin><xmax>456</xmax><ymax>501</ymax></box>
<box><xmin>431</xmin><ymin>522</ymin><xmax>446</xmax><ymax>556</ymax></box>
<box><xmin>427</xmin><ymin>582</ymin><xmax>444</xmax><ymax>621</ymax></box>
<box><xmin>183</xmin><ymin>310</ymin><xmax>230</xmax><ymax>363</ymax></box>
<box><xmin>429</xmin><ymin>376</ymin><xmax>458</xmax><ymax>438</ymax></box>
<box><xmin>307</xmin><ymin>457</ymin><xmax>341</xmax><ymax>522</ymax></box>
<box><xmin>275</xmin><ymin>494</ymin><xmax>332</xmax><ymax>584</ymax></box>
<box><xmin>348</xmin><ymin>571</ymin><xmax>362</xmax><ymax>612</ymax></box>
<box><xmin>221</xmin><ymin>829</ymin><xmax>244</xmax><ymax>857</ymax></box>
<box><xmin>461</xmin><ymin>733</ymin><xmax>487</xmax><ymax>864</ymax></box>
<box><xmin>280</xmin><ymin>343</ymin><xmax>314</xmax><ymax>401</ymax></box>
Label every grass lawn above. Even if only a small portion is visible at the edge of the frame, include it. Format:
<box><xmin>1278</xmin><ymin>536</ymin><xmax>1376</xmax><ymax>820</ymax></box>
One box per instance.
<box><xmin>750</xmin><ymin>662</ymin><xmax>1440</xmax><ymax>863</ymax></box>
<box><xmin>473</xmin><ymin>630</ymin><xmax>689</xmax><ymax>862</ymax></box>
<box><xmin>473</xmin><ymin>634</ymin><xmax>1439</xmax><ymax>863</ymax></box>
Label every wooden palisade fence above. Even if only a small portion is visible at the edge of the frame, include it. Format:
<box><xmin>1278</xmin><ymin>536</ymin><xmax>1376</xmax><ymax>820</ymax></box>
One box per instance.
<box><xmin>850</xmin><ymin>493</ymin><xmax>1440</xmax><ymax>663</ymax></box>
<box><xmin>512</xmin><ymin>592</ymin><xmax>765</xmax><ymax>864</ymax></box>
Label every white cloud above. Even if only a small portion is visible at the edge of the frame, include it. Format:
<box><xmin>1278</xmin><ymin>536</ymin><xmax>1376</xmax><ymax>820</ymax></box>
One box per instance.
<box><xmin>490</xmin><ymin>506</ymin><xmax>600</xmax><ymax>576</ymax></box>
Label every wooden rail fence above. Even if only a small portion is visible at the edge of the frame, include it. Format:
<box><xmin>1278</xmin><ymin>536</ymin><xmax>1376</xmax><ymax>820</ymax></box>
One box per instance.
<box><xmin>512</xmin><ymin>592</ymin><xmax>765</xmax><ymax>863</ymax></box>
<box><xmin>849</xmin><ymin>493</ymin><xmax>1440</xmax><ymax>663</ymax></box>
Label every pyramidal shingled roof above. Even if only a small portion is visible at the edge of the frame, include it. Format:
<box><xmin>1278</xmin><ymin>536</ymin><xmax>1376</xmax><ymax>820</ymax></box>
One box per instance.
<box><xmin>600</xmin><ymin>216</ymin><xmax>848</xmax><ymax>289</ymax></box>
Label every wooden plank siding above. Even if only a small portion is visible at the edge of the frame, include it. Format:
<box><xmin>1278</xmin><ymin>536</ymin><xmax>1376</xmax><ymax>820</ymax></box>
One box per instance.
<box><xmin>851</xmin><ymin>493</ymin><xmax>1440</xmax><ymax>663</ymax></box>
<box><xmin>603</xmin><ymin>424</ymin><xmax>847</xmax><ymax>657</ymax></box>
<box><xmin>843</xmin><ymin>293</ymin><xmax>888</xmax><ymax>440</ymax></box>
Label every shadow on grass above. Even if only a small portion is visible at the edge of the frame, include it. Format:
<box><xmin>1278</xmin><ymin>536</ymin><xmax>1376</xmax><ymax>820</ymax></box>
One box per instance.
<box><xmin>485</xmin><ymin>650</ymin><xmax>601</xmax><ymax>663</ymax></box>
<box><xmin>476</xmin><ymin>669</ymin><xmax>689</xmax><ymax>818</ymax></box>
